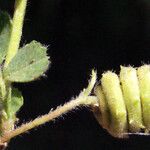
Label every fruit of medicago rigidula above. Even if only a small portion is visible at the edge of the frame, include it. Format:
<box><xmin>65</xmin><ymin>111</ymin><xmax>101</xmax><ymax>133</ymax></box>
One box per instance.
<box><xmin>94</xmin><ymin>65</ymin><xmax>150</xmax><ymax>138</ymax></box>
<box><xmin>137</xmin><ymin>65</ymin><xmax>150</xmax><ymax>132</ymax></box>
<box><xmin>120</xmin><ymin>66</ymin><xmax>144</xmax><ymax>132</ymax></box>
<box><xmin>95</xmin><ymin>71</ymin><xmax>128</xmax><ymax>138</ymax></box>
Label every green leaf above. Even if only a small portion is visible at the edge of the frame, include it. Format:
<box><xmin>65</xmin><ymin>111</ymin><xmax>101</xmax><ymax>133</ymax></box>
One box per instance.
<box><xmin>3</xmin><ymin>41</ymin><xmax>50</xmax><ymax>82</ymax></box>
<box><xmin>0</xmin><ymin>11</ymin><xmax>12</xmax><ymax>64</ymax></box>
<box><xmin>10</xmin><ymin>88</ymin><xmax>23</xmax><ymax>117</ymax></box>
<box><xmin>6</xmin><ymin>87</ymin><xmax>23</xmax><ymax>119</ymax></box>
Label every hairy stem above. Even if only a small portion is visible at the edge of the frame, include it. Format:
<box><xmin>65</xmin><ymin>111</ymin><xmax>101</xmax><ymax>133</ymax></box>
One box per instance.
<box><xmin>0</xmin><ymin>96</ymin><xmax>98</xmax><ymax>144</ymax></box>
<box><xmin>5</xmin><ymin>0</ymin><xmax>27</xmax><ymax>67</ymax></box>
<box><xmin>0</xmin><ymin>70</ymin><xmax>97</xmax><ymax>144</ymax></box>
<box><xmin>2</xmin><ymin>0</ymin><xmax>27</xmax><ymax>134</ymax></box>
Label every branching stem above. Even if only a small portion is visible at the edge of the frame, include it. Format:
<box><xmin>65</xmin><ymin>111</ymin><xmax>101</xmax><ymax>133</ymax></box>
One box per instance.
<box><xmin>0</xmin><ymin>0</ymin><xmax>98</xmax><ymax>148</ymax></box>
<box><xmin>0</xmin><ymin>96</ymin><xmax>98</xmax><ymax>144</ymax></box>
<box><xmin>0</xmin><ymin>69</ymin><xmax>98</xmax><ymax>144</ymax></box>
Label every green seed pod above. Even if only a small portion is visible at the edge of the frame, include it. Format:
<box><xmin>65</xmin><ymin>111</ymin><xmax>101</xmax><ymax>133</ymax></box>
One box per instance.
<box><xmin>120</xmin><ymin>66</ymin><xmax>144</xmax><ymax>132</ymax></box>
<box><xmin>101</xmin><ymin>71</ymin><xmax>127</xmax><ymax>138</ymax></box>
<box><xmin>94</xmin><ymin>65</ymin><xmax>150</xmax><ymax>138</ymax></box>
<box><xmin>94</xmin><ymin>86</ymin><xmax>110</xmax><ymax>130</ymax></box>
<box><xmin>137</xmin><ymin>65</ymin><xmax>150</xmax><ymax>131</ymax></box>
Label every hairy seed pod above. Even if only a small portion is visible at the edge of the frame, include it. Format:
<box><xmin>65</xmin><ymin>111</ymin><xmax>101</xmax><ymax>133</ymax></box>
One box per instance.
<box><xmin>101</xmin><ymin>71</ymin><xmax>127</xmax><ymax>138</ymax></box>
<box><xmin>120</xmin><ymin>66</ymin><xmax>144</xmax><ymax>132</ymax></box>
<box><xmin>137</xmin><ymin>65</ymin><xmax>150</xmax><ymax>131</ymax></box>
<box><xmin>94</xmin><ymin>86</ymin><xmax>110</xmax><ymax>130</ymax></box>
<box><xmin>94</xmin><ymin>65</ymin><xmax>150</xmax><ymax>138</ymax></box>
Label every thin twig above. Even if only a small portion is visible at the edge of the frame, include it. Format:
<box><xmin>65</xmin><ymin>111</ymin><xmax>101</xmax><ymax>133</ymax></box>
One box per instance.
<box><xmin>0</xmin><ymin>70</ymin><xmax>98</xmax><ymax>144</ymax></box>
<box><xmin>0</xmin><ymin>96</ymin><xmax>98</xmax><ymax>143</ymax></box>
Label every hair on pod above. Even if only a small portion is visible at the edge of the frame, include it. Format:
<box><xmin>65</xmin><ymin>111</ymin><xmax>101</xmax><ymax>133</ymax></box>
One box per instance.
<box><xmin>94</xmin><ymin>64</ymin><xmax>150</xmax><ymax>138</ymax></box>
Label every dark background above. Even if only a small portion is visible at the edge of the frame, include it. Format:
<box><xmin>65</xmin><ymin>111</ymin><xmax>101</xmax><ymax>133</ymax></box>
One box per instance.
<box><xmin>1</xmin><ymin>0</ymin><xmax>150</xmax><ymax>149</ymax></box>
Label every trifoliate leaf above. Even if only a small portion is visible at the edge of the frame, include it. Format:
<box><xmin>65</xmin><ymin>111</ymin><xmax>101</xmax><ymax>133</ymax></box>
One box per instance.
<box><xmin>3</xmin><ymin>41</ymin><xmax>50</xmax><ymax>82</ymax></box>
<box><xmin>0</xmin><ymin>11</ymin><xmax>12</xmax><ymax>64</ymax></box>
<box><xmin>6</xmin><ymin>87</ymin><xmax>23</xmax><ymax>119</ymax></box>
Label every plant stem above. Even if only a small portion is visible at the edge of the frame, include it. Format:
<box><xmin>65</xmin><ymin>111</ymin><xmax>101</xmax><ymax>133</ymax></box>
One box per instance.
<box><xmin>5</xmin><ymin>0</ymin><xmax>27</xmax><ymax>67</ymax></box>
<box><xmin>2</xmin><ymin>0</ymin><xmax>27</xmax><ymax>134</ymax></box>
<box><xmin>0</xmin><ymin>70</ymin><xmax>98</xmax><ymax>143</ymax></box>
<box><xmin>0</xmin><ymin>96</ymin><xmax>98</xmax><ymax>144</ymax></box>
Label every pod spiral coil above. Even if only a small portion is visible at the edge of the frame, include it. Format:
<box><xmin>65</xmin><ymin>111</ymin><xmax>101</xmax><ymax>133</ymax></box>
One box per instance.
<box><xmin>94</xmin><ymin>65</ymin><xmax>150</xmax><ymax>138</ymax></box>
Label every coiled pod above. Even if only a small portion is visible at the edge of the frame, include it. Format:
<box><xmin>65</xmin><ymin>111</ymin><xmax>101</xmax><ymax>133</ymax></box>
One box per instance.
<box><xmin>94</xmin><ymin>65</ymin><xmax>150</xmax><ymax>138</ymax></box>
